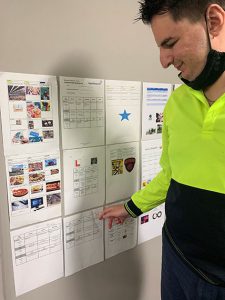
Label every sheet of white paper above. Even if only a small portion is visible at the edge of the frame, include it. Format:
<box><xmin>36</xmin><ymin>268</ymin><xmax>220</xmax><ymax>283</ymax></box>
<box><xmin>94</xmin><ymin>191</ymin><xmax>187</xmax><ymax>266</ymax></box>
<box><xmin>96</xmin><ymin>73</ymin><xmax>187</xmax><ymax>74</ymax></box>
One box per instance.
<box><xmin>105</xmin><ymin>80</ymin><xmax>141</xmax><ymax>145</ymax></box>
<box><xmin>142</xmin><ymin>82</ymin><xmax>172</xmax><ymax>140</ymax></box>
<box><xmin>0</xmin><ymin>72</ymin><xmax>59</xmax><ymax>156</ymax></box>
<box><xmin>64</xmin><ymin>208</ymin><xmax>104</xmax><ymax>276</ymax></box>
<box><xmin>105</xmin><ymin>201</ymin><xmax>137</xmax><ymax>259</ymax></box>
<box><xmin>10</xmin><ymin>218</ymin><xmax>64</xmax><ymax>296</ymax></box>
<box><xmin>106</xmin><ymin>142</ymin><xmax>140</xmax><ymax>204</ymax></box>
<box><xmin>141</xmin><ymin>139</ymin><xmax>162</xmax><ymax>188</ymax></box>
<box><xmin>63</xmin><ymin>146</ymin><xmax>105</xmax><ymax>215</ymax></box>
<box><xmin>138</xmin><ymin>204</ymin><xmax>165</xmax><ymax>244</ymax></box>
<box><xmin>6</xmin><ymin>152</ymin><xmax>62</xmax><ymax>229</ymax></box>
<box><xmin>59</xmin><ymin>77</ymin><xmax>105</xmax><ymax>149</ymax></box>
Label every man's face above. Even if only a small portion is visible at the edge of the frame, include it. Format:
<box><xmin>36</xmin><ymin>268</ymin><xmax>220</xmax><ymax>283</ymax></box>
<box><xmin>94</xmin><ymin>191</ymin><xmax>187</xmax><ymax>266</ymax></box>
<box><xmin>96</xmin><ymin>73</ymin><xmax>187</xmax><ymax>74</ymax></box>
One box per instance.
<box><xmin>151</xmin><ymin>12</ymin><xmax>209</xmax><ymax>81</ymax></box>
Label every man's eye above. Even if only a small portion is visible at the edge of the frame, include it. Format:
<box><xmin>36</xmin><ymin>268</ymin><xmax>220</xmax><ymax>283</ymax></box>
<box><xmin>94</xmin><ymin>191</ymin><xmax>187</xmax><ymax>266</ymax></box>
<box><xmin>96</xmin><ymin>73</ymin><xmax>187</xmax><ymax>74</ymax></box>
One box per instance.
<box><xmin>164</xmin><ymin>40</ymin><xmax>177</xmax><ymax>49</ymax></box>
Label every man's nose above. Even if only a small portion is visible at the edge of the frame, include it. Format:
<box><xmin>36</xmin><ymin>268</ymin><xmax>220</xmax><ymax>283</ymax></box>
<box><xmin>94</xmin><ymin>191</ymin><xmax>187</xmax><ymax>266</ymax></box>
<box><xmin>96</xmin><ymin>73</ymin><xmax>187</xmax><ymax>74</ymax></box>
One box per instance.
<box><xmin>160</xmin><ymin>48</ymin><xmax>173</xmax><ymax>68</ymax></box>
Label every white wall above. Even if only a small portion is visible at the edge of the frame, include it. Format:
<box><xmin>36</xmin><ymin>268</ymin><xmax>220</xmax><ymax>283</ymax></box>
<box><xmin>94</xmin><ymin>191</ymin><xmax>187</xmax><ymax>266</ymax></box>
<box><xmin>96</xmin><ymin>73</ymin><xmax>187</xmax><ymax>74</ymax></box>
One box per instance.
<box><xmin>0</xmin><ymin>1</ymin><xmax>179</xmax><ymax>300</ymax></box>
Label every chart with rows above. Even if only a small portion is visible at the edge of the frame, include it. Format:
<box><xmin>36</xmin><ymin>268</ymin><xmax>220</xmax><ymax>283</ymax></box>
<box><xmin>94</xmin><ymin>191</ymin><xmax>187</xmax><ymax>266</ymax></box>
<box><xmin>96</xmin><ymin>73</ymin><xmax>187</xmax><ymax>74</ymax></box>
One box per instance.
<box><xmin>62</xmin><ymin>97</ymin><xmax>104</xmax><ymax>129</ymax></box>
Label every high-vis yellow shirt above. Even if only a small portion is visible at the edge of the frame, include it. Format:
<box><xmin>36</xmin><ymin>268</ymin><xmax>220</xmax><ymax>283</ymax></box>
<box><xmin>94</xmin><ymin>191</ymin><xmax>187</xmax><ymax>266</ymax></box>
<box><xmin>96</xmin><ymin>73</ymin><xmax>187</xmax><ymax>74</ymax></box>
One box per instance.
<box><xmin>125</xmin><ymin>84</ymin><xmax>225</xmax><ymax>216</ymax></box>
<box><xmin>125</xmin><ymin>84</ymin><xmax>225</xmax><ymax>286</ymax></box>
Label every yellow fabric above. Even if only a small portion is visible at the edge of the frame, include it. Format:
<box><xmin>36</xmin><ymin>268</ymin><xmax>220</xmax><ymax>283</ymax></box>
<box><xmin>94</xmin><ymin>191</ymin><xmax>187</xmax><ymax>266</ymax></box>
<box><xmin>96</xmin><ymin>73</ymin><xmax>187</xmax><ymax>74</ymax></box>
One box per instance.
<box><xmin>131</xmin><ymin>84</ymin><xmax>225</xmax><ymax>213</ymax></box>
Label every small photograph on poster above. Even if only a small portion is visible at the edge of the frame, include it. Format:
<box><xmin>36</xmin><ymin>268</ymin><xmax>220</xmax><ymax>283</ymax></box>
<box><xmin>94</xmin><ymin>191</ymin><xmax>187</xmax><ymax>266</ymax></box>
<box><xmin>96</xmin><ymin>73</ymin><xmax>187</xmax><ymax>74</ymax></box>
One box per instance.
<box><xmin>124</xmin><ymin>157</ymin><xmax>136</xmax><ymax>173</ymax></box>
<box><xmin>47</xmin><ymin>193</ymin><xmax>61</xmax><ymax>206</ymax></box>
<box><xmin>157</xmin><ymin>124</ymin><xmax>162</xmax><ymax>134</ymax></box>
<box><xmin>141</xmin><ymin>215</ymin><xmax>149</xmax><ymax>224</ymax></box>
<box><xmin>42</xmin><ymin>120</ymin><xmax>53</xmax><ymax>127</ymax></box>
<box><xmin>11</xmin><ymin>200</ymin><xmax>29</xmax><ymax>212</ymax></box>
<box><xmin>11</xmin><ymin>131</ymin><xmax>29</xmax><ymax>144</ymax></box>
<box><xmin>112</xmin><ymin>159</ymin><xmax>123</xmax><ymax>175</ymax></box>
<box><xmin>28</xmin><ymin>130</ymin><xmax>43</xmax><ymax>143</ymax></box>
<box><xmin>11</xmin><ymin>187</ymin><xmax>29</xmax><ymax>198</ymax></box>
<box><xmin>26</xmin><ymin>86</ymin><xmax>40</xmax><ymax>96</ymax></box>
<box><xmin>40</xmin><ymin>87</ymin><xmax>50</xmax><ymax>100</ymax></box>
<box><xmin>27</xmin><ymin>102</ymin><xmax>41</xmax><ymax>119</ymax></box>
<box><xmin>8</xmin><ymin>86</ymin><xmax>26</xmax><ymax>101</ymax></box>
<box><xmin>41</xmin><ymin>101</ymin><xmax>51</xmax><ymax>111</ymax></box>
<box><xmin>28</xmin><ymin>161</ymin><xmax>43</xmax><ymax>172</ymax></box>
<box><xmin>46</xmin><ymin>180</ymin><xmax>60</xmax><ymax>192</ymax></box>
<box><xmin>9</xmin><ymin>164</ymin><xmax>25</xmax><ymax>176</ymax></box>
<box><xmin>156</xmin><ymin>113</ymin><xmax>163</xmax><ymax>123</ymax></box>
<box><xmin>9</xmin><ymin>175</ymin><xmax>25</xmax><ymax>186</ymax></box>
<box><xmin>43</xmin><ymin>130</ymin><xmax>54</xmax><ymax>139</ymax></box>
<box><xmin>30</xmin><ymin>184</ymin><xmax>44</xmax><ymax>194</ymax></box>
<box><xmin>29</xmin><ymin>172</ymin><xmax>45</xmax><ymax>184</ymax></box>
<box><xmin>45</xmin><ymin>158</ymin><xmax>57</xmax><ymax>167</ymax></box>
<box><xmin>30</xmin><ymin>197</ymin><xmax>44</xmax><ymax>210</ymax></box>
<box><xmin>50</xmin><ymin>169</ymin><xmax>59</xmax><ymax>175</ymax></box>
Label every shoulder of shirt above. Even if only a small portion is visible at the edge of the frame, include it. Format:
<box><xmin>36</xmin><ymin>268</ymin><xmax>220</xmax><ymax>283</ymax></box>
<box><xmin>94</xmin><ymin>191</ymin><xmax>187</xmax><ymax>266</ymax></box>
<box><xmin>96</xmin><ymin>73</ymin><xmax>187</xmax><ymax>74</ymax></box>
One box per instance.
<box><xmin>165</xmin><ymin>84</ymin><xmax>192</xmax><ymax>108</ymax></box>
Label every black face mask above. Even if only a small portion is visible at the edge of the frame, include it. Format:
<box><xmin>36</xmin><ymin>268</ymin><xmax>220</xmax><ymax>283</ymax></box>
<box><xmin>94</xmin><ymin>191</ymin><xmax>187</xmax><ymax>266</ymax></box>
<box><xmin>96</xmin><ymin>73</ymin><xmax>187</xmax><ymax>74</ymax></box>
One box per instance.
<box><xmin>178</xmin><ymin>15</ymin><xmax>225</xmax><ymax>91</ymax></box>
<box><xmin>179</xmin><ymin>49</ymin><xmax>225</xmax><ymax>90</ymax></box>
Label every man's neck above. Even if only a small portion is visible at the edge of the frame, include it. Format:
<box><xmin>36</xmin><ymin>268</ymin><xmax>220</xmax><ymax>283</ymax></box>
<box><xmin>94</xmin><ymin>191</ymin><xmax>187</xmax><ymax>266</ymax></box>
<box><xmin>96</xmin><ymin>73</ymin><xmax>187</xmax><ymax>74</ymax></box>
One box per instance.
<box><xmin>203</xmin><ymin>71</ymin><xmax>225</xmax><ymax>102</ymax></box>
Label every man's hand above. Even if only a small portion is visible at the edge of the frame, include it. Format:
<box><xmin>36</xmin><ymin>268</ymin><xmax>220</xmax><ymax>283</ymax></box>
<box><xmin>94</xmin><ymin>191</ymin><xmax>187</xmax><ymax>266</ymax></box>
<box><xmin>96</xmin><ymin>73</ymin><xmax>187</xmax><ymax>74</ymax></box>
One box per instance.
<box><xmin>99</xmin><ymin>204</ymin><xmax>129</xmax><ymax>229</ymax></box>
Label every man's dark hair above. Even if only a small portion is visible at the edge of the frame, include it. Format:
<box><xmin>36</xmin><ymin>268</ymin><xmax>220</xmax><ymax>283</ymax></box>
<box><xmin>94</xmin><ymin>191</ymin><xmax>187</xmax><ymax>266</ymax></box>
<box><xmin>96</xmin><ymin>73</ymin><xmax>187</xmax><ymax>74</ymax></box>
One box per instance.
<box><xmin>137</xmin><ymin>0</ymin><xmax>225</xmax><ymax>23</ymax></box>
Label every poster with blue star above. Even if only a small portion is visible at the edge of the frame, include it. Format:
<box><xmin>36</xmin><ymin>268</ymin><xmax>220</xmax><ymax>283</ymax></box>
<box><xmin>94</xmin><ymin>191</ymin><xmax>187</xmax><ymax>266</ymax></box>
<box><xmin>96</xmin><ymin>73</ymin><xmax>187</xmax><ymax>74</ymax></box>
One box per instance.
<box><xmin>105</xmin><ymin>80</ymin><xmax>141</xmax><ymax>145</ymax></box>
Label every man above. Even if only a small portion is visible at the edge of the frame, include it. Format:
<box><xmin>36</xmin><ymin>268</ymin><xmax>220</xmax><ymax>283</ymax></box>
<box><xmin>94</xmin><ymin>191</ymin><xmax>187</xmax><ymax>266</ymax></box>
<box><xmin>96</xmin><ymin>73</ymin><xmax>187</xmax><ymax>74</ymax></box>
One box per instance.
<box><xmin>99</xmin><ymin>0</ymin><xmax>225</xmax><ymax>299</ymax></box>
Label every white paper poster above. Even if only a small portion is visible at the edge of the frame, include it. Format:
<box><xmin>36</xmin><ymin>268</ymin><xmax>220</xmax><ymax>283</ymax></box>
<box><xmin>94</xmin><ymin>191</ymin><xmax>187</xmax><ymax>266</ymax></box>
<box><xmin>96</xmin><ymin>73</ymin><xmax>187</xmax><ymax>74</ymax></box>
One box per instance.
<box><xmin>63</xmin><ymin>146</ymin><xmax>105</xmax><ymax>215</ymax></box>
<box><xmin>64</xmin><ymin>208</ymin><xmax>104</xmax><ymax>276</ymax></box>
<box><xmin>6</xmin><ymin>152</ymin><xmax>62</xmax><ymax>229</ymax></box>
<box><xmin>142</xmin><ymin>82</ymin><xmax>172</xmax><ymax>140</ymax></box>
<box><xmin>141</xmin><ymin>139</ymin><xmax>162</xmax><ymax>188</ymax></box>
<box><xmin>106</xmin><ymin>142</ymin><xmax>140</xmax><ymax>204</ymax></box>
<box><xmin>0</xmin><ymin>72</ymin><xmax>59</xmax><ymax>156</ymax></box>
<box><xmin>138</xmin><ymin>204</ymin><xmax>165</xmax><ymax>244</ymax></box>
<box><xmin>105</xmin><ymin>80</ymin><xmax>141</xmax><ymax>145</ymax></box>
<box><xmin>10</xmin><ymin>218</ymin><xmax>64</xmax><ymax>296</ymax></box>
<box><xmin>59</xmin><ymin>77</ymin><xmax>105</xmax><ymax>149</ymax></box>
<box><xmin>105</xmin><ymin>201</ymin><xmax>137</xmax><ymax>259</ymax></box>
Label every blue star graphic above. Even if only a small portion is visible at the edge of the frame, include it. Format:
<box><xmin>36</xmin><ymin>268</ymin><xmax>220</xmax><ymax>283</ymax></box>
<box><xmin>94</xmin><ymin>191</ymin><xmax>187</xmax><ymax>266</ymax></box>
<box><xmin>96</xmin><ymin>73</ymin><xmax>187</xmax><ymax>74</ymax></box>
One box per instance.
<box><xmin>119</xmin><ymin>109</ymin><xmax>131</xmax><ymax>121</ymax></box>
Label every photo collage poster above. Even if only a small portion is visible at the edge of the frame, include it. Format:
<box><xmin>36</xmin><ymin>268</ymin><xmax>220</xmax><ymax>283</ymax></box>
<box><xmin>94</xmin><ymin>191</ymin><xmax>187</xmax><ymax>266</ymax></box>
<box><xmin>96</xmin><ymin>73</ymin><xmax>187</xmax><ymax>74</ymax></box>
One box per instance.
<box><xmin>6</xmin><ymin>152</ymin><xmax>62</xmax><ymax>229</ymax></box>
<box><xmin>0</xmin><ymin>72</ymin><xmax>59</xmax><ymax>156</ymax></box>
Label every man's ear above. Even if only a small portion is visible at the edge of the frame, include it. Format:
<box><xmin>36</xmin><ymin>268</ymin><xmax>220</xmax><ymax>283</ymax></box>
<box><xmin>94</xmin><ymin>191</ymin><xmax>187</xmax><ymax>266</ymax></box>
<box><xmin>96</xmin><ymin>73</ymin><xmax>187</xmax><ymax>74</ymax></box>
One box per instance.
<box><xmin>206</xmin><ymin>4</ymin><xmax>225</xmax><ymax>37</ymax></box>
